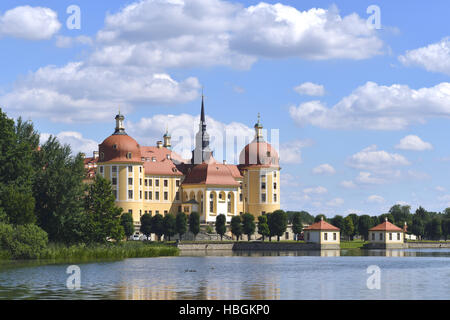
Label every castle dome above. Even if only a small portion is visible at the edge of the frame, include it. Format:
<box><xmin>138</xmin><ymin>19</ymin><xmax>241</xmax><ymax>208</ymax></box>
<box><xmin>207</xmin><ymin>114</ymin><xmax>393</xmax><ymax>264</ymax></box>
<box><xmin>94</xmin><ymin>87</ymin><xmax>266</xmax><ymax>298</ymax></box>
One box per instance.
<box><xmin>239</xmin><ymin>114</ymin><xmax>279</xmax><ymax>167</ymax></box>
<box><xmin>98</xmin><ymin>112</ymin><xmax>142</xmax><ymax>163</ymax></box>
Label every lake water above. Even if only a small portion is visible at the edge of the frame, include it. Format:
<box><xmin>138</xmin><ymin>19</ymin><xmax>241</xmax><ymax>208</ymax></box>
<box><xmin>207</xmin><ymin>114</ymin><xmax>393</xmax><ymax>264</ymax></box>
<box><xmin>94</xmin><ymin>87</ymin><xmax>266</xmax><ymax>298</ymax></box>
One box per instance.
<box><xmin>0</xmin><ymin>249</ymin><xmax>449</xmax><ymax>300</ymax></box>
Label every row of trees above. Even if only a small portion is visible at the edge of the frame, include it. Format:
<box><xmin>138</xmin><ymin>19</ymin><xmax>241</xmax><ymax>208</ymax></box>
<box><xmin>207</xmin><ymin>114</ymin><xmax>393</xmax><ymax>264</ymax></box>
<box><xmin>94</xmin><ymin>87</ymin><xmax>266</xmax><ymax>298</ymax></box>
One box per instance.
<box><xmin>0</xmin><ymin>108</ymin><xmax>130</xmax><ymax>253</ymax></box>
<box><xmin>139</xmin><ymin>211</ymin><xmax>200</xmax><ymax>241</ymax></box>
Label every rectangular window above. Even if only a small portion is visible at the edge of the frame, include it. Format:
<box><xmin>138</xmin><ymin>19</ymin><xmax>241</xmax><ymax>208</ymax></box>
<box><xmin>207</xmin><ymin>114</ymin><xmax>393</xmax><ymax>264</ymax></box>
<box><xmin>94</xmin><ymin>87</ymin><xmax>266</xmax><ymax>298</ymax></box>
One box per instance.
<box><xmin>155</xmin><ymin>191</ymin><xmax>159</xmax><ymax>200</ymax></box>
<box><xmin>164</xmin><ymin>179</ymin><xmax>168</xmax><ymax>187</ymax></box>
<box><xmin>99</xmin><ymin>166</ymin><xmax>104</xmax><ymax>173</ymax></box>
<box><xmin>273</xmin><ymin>194</ymin><xmax>277</xmax><ymax>202</ymax></box>
<box><xmin>379</xmin><ymin>233</ymin><xmax>383</xmax><ymax>240</ymax></box>
<box><xmin>261</xmin><ymin>182</ymin><xmax>266</xmax><ymax>189</ymax></box>
<box><xmin>128</xmin><ymin>209</ymin><xmax>132</xmax><ymax>214</ymax></box>
<box><xmin>139</xmin><ymin>191</ymin><xmax>142</xmax><ymax>199</ymax></box>
<box><xmin>145</xmin><ymin>191</ymin><xmax>148</xmax><ymax>200</ymax></box>
<box><xmin>273</xmin><ymin>171</ymin><xmax>277</xmax><ymax>178</ymax></box>
<box><xmin>128</xmin><ymin>190</ymin><xmax>133</xmax><ymax>199</ymax></box>
<box><xmin>139</xmin><ymin>166</ymin><xmax>142</xmax><ymax>173</ymax></box>
<box><xmin>273</xmin><ymin>182</ymin><xmax>277</xmax><ymax>189</ymax></box>
<box><xmin>164</xmin><ymin>192</ymin><xmax>168</xmax><ymax>200</ymax></box>
<box><xmin>175</xmin><ymin>192</ymin><xmax>180</xmax><ymax>201</ymax></box>
<box><xmin>239</xmin><ymin>193</ymin><xmax>243</xmax><ymax>202</ymax></box>
<box><xmin>128</xmin><ymin>166</ymin><xmax>133</xmax><ymax>172</ymax></box>
<box><xmin>176</xmin><ymin>180</ymin><xmax>180</xmax><ymax>187</ymax></box>
<box><xmin>164</xmin><ymin>210</ymin><xmax>168</xmax><ymax>215</ymax></box>
<box><xmin>372</xmin><ymin>233</ymin><xmax>375</xmax><ymax>240</ymax></box>
<box><xmin>333</xmin><ymin>233</ymin><xmax>337</xmax><ymax>241</ymax></box>
<box><xmin>149</xmin><ymin>191</ymin><xmax>153</xmax><ymax>200</ymax></box>
<box><xmin>145</xmin><ymin>179</ymin><xmax>148</xmax><ymax>186</ymax></box>
<box><xmin>149</xmin><ymin>179</ymin><xmax>153</xmax><ymax>186</ymax></box>
<box><xmin>112</xmin><ymin>166</ymin><xmax>117</xmax><ymax>173</ymax></box>
<box><xmin>324</xmin><ymin>233</ymin><xmax>328</xmax><ymax>241</ymax></box>
<box><xmin>155</xmin><ymin>179</ymin><xmax>159</xmax><ymax>187</ymax></box>
<box><xmin>149</xmin><ymin>210</ymin><xmax>152</xmax><ymax>215</ymax></box>
<box><xmin>112</xmin><ymin>177</ymin><xmax>117</xmax><ymax>185</ymax></box>
<box><xmin>155</xmin><ymin>210</ymin><xmax>159</xmax><ymax>215</ymax></box>
<box><xmin>128</xmin><ymin>178</ymin><xmax>133</xmax><ymax>185</ymax></box>
<box><xmin>397</xmin><ymin>233</ymin><xmax>400</xmax><ymax>240</ymax></box>
<box><xmin>285</xmin><ymin>232</ymin><xmax>289</xmax><ymax>240</ymax></box>
<box><xmin>389</xmin><ymin>233</ymin><xmax>392</xmax><ymax>240</ymax></box>
<box><xmin>261</xmin><ymin>194</ymin><xmax>266</xmax><ymax>202</ymax></box>
<box><xmin>140</xmin><ymin>178</ymin><xmax>142</xmax><ymax>185</ymax></box>
<box><xmin>307</xmin><ymin>232</ymin><xmax>310</xmax><ymax>241</ymax></box>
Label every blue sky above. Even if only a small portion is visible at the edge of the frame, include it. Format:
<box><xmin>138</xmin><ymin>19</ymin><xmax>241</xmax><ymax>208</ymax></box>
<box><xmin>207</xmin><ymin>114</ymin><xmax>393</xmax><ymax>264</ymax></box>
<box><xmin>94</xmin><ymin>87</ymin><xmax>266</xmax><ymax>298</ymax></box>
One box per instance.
<box><xmin>1</xmin><ymin>0</ymin><xmax>450</xmax><ymax>216</ymax></box>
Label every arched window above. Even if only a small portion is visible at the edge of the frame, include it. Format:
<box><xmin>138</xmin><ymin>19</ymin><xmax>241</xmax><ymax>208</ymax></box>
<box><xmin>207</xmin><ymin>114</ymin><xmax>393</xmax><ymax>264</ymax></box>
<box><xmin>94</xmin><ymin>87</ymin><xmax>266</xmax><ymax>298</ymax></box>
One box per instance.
<box><xmin>210</xmin><ymin>193</ymin><xmax>215</xmax><ymax>213</ymax></box>
<box><xmin>227</xmin><ymin>193</ymin><xmax>232</xmax><ymax>212</ymax></box>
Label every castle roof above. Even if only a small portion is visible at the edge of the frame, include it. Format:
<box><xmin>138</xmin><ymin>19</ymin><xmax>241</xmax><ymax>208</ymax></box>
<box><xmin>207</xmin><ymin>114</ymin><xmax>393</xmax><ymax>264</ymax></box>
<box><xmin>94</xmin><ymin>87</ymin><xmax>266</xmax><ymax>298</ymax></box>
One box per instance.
<box><xmin>183</xmin><ymin>157</ymin><xmax>240</xmax><ymax>186</ymax></box>
<box><xmin>369</xmin><ymin>220</ymin><xmax>403</xmax><ymax>232</ymax></box>
<box><xmin>304</xmin><ymin>219</ymin><xmax>340</xmax><ymax>231</ymax></box>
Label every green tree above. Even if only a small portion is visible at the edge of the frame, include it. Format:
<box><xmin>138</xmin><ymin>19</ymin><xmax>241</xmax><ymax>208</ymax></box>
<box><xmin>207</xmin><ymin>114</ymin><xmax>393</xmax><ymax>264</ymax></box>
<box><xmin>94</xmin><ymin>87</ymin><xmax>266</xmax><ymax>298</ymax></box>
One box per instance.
<box><xmin>342</xmin><ymin>216</ymin><xmax>355</xmax><ymax>240</ymax></box>
<box><xmin>230</xmin><ymin>215</ymin><xmax>242</xmax><ymax>241</ymax></box>
<box><xmin>189</xmin><ymin>211</ymin><xmax>200</xmax><ymax>240</ymax></box>
<box><xmin>292</xmin><ymin>212</ymin><xmax>303</xmax><ymax>241</ymax></box>
<box><xmin>151</xmin><ymin>214</ymin><xmax>164</xmax><ymax>241</ymax></box>
<box><xmin>242</xmin><ymin>213</ymin><xmax>255</xmax><ymax>241</ymax></box>
<box><xmin>0</xmin><ymin>185</ymin><xmax>36</xmax><ymax>225</ymax></box>
<box><xmin>314</xmin><ymin>214</ymin><xmax>327</xmax><ymax>222</ymax></box>
<box><xmin>347</xmin><ymin>213</ymin><xmax>359</xmax><ymax>240</ymax></box>
<box><xmin>430</xmin><ymin>217</ymin><xmax>442</xmax><ymax>240</ymax></box>
<box><xmin>215</xmin><ymin>214</ymin><xmax>227</xmax><ymax>241</ymax></box>
<box><xmin>257</xmin><ymin>215</ymin><xmax>270</xmax><ymax>241</ymax></box>
<box><xmin>33</xmin><ymin>136</ymin><xmax>86</xmax><ymax>243</ymax></box>
<box><xmin>163</xmin><ymin>214</ymin><xmax>176</xmax><ymax>241</ymax></box>
<box><xmin>140</xmin><ymin>213</ymin><xmax>152</xmax><ymax>240</ymax></box>
<box><xmin>358</xmin><ymin>215</ymin><xmax>373</xmax><ymax>241</ymax></box>
<box><xmin>389</xmin><ymin>204</ymin><xmax>411</xmax><ymax>228</ymax></box>
<box><xmin>411</xmin><ymin>215</ymin><xmax>425</xmax><ymax>239</ymax></box>
<box><xmin>120</xmin><ymin>212</ymin><xmax>135</xmax><ymax>239</ymax></box>
<box><xmin>175</xmin><ymin>212</ymin><xmax>187</xmax><ymax>241</ymax></box>
<box><xmin>331</xmin><ymin>215</ymin><xmax>344</xmax><ymax>231</ymax></box>
<box><xmin>270</xmin><ymin>210</ymin><xmax>288</xmax><ymax>241</ymax></box>
<box><xmin>442</xmin><ymin>218</ymin><xmax>450</xmax><ymax>240</ymax></box>
<box><xmin>0</xmin><ymin>223</ymin><xmax>48</xmax><ymax>259</ymax></box>
<box><xmin>85</xmin><ymin>176</ymin><xmax>125</xmax><ymax>243</ymax></box>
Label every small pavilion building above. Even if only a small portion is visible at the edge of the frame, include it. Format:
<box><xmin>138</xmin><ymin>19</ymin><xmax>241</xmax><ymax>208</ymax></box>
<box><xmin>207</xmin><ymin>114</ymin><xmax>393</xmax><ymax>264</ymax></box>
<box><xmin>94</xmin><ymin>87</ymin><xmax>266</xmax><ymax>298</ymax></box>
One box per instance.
<box><xmin>303</xmin><ymin>217</ymin><xmax>340</xmax><ymax>249</ymax></box>
<box><xmin>368</xmin><ymin>218</ymin><xmax>406</xmax><ymax>249</ymax></box>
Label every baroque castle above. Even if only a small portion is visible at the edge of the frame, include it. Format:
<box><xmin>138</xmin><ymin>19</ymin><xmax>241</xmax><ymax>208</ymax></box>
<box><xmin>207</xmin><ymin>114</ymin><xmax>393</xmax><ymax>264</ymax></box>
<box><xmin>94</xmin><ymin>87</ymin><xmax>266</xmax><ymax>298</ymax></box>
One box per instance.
<box><xmin>92</xmin><ymin>96</ymin><xmax>280</xmax><ymax>226</ymax></box>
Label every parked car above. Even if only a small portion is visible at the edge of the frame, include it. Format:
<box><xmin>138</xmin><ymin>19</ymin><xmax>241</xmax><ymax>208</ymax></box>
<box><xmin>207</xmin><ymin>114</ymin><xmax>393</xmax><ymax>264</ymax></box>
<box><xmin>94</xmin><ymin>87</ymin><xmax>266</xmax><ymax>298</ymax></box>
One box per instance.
<box><xmin>131</xmin><ymin>233</ymin><xmax>141</xmax><ymax>241</ymax></box>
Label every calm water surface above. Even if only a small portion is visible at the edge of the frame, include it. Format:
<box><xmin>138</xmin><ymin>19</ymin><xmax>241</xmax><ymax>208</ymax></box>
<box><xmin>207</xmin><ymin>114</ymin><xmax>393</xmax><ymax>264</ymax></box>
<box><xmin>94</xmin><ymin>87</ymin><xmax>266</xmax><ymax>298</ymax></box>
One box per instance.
<box><xmin>0</xmin><ymin>248</ymin><xmax>449</xmax><ymax>300</ymax></box>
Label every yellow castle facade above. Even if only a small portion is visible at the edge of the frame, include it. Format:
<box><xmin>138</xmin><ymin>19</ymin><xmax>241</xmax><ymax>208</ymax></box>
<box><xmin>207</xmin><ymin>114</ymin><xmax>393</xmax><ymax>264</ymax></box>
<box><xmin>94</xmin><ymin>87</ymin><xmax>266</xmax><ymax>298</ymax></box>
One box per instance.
<box><xmin>94</xmin><ymin>97</ymin><xmax>280</xmax><ymax>226</ymax></box>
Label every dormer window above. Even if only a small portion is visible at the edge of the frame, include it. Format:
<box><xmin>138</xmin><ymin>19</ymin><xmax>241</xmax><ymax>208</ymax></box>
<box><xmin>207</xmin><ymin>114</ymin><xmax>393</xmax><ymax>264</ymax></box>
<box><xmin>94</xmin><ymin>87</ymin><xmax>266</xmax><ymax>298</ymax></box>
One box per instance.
<box><xmin>127</xmin><ymin>152</ymin><xmax>132</xmax><ymax>159</ymax></box>
<box><xmin>113</xmin><ymin>144</ymin><xmax>117</xmax><ymax>149</ymax></box>
<box><xmin>152</xmin><ymin>157</ymin><xmax>156</xmax><ymax>162</ymax></box>
<box><xmin>166</xmin><ymin>154</ymin><xmax>171</xmax><ymax>160</ymax></box>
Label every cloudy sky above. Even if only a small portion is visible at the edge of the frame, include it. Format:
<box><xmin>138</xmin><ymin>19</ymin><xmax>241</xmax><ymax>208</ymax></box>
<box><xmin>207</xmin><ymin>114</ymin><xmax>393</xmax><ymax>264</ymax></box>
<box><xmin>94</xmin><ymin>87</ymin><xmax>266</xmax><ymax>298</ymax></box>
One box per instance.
<box><xmin>1</xmin><ymin>0</ymin><xmax>450</xmax><ymax>216</ymax></box>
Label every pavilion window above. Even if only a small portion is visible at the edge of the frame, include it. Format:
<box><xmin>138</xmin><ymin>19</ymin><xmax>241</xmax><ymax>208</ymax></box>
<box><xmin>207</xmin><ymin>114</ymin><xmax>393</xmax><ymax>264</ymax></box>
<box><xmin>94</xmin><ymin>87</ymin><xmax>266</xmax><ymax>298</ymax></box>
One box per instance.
<box><xmin>372</xmin><ymin>233</ymin><xmax>375</xmax><ymax>240</ymax></box>
<box><xmin>333</xmin><ymin>233</ymin><xmax>337</xmax><ymax>241</ymax></box>
<box><xmin>389</xmin><ymin>233</ymin><xmax>392</xmax><ymax>240</ymax></box>
<box><xmin>379</xmin><ymin>233</ymin><xmax>383</xmax><ymax>240</ymax></box>
<box><xmin>324</xmin><ymin>233</ymin><xmax>328</xmax><ymax>241</ymax></box>
<box><xmin>397</xmin><ymin>233</ymin><xmax>400</xmax><ymax>240</ymax></box>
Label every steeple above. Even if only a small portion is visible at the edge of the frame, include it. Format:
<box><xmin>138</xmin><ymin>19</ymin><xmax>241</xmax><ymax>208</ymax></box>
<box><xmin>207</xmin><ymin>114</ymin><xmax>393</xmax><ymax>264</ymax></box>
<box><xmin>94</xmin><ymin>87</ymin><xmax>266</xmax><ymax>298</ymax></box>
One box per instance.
<box><xmin>114</xmin><ymin>109</ymin><xmax>126</xmax><ymax>135</ymax></box>
<box><xmin>254</xmin><ymin>113</ymin><xmax>264</xmax><ymax>141</ymax></box>
<box><xmin>192</xmin><ymin>92</ymin><xmax>212</xmax><ymax>164</ymax></box>
<box><xmin>163</xmin><ymin>125</ymin><xmax>171</xmax><ymax>149</ymax></box>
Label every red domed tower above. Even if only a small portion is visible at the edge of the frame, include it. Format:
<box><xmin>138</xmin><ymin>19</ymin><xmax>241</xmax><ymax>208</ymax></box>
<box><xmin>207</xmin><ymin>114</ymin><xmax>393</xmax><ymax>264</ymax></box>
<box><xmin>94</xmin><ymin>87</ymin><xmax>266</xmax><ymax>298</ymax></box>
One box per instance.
<box><xmin>239</xmin><ymin>114</ymin><xmax>280</xmax><ymax>217</ymax></box>
<box><xmin>97</xmin><ymin>111</ymin><xmax>144</xmax><ymax>222</ymax></box>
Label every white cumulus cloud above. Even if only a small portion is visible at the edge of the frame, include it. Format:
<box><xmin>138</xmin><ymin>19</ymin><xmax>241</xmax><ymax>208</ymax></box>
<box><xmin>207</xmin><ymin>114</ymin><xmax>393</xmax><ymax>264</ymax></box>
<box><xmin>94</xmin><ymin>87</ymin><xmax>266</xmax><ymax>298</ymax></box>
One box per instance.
<box><xmin>294</xmin><ymin>82</ymin><xmax>325</xmax><ymax>96</ymax></box>
<box><xmin>312</xmin><ymin>163</ymin><xmax>335</xmax><ymax>175</ymax></box>
<box><xmin>0</xmin><ymin>6</ymin><xmax>61</xmax><ymax>40</ymax></box>
<box><xmin>395</xmin><ymin>135</ymin><xmax>433</xmax><ymax>151</ymax></box>
<box><xmin>289</xmin><ymin>81</ymin><xmax>450</xmax><ymax>130</ymax></box>
<box><xmin>399</xmin><ymin>37</ymin><xmax>450</xmax><ymax>75</ymax></box>
<box><xmin>367</xmin><ymin>195</ymin><xmax>385</xmax><ymax>203</ymax></box>
<box><xmin>347</xmin><ymin>145</ymin><xmax>410</xmax><ymax>171</ymax></box>
<box><xmin>40</xmin><ymin>131</ymin><xmax>98</xmax><ymax>155</ymax></box>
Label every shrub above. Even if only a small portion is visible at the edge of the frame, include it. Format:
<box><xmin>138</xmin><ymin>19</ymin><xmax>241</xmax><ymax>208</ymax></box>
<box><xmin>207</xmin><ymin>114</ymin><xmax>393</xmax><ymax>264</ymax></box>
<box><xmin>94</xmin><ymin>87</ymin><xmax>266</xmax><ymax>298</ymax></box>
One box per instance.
<box><xmin>0</xmin><ymin>223</ymin><xmax>48</xmax><ymax>259</ymax></box>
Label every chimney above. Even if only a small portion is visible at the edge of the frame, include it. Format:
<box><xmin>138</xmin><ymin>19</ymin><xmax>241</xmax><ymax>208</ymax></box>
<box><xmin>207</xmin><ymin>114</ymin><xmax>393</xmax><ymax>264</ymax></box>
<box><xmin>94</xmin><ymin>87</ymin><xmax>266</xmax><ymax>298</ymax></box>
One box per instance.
<box><xmin>157</xmin><ymin>141</ymin><xmax>163</xmax><ymax>148</ymax></box>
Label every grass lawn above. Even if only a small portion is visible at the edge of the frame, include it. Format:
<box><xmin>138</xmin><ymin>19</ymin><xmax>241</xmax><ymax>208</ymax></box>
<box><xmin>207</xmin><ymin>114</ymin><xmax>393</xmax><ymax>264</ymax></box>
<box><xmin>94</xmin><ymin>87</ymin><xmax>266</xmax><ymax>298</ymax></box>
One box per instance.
<box><xmin>340</xmin><ymin>240</ymin><xmax>368</xmax><ymax>249</ymax></box>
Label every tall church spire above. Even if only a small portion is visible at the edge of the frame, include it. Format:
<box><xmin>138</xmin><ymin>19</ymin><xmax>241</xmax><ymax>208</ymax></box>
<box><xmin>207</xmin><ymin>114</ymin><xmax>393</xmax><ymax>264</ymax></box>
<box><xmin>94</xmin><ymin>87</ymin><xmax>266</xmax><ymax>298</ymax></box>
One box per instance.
<box><xmin>192</xmin><ymin>92</ymin><xmax>212</xmax><ymax>164</ymax></box>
